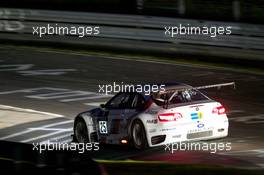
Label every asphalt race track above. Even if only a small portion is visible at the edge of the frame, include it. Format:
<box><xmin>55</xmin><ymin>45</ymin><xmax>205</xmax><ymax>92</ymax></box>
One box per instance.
<box><xmin>0</xmin><ymin>45</ymin><xmax>263</xmax><ymax>169</ymax></box>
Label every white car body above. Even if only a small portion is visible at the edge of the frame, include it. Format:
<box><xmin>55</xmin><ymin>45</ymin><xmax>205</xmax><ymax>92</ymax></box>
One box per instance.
<box><xmin>74</xmin><ymin>83</ymin><xmax>231</xmax><ymax>149</ymax></box>
<box><xmin>139</xmin><ymin>100</ymin><xmax>228</xmax><ymax>147</ymax></box>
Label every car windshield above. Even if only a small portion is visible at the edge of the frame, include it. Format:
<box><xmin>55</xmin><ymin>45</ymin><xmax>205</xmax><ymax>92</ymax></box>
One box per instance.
<box><xmin>152</xmin><ymin>89</ymin><xmax>209</xmax><ymax>106</ymax></box>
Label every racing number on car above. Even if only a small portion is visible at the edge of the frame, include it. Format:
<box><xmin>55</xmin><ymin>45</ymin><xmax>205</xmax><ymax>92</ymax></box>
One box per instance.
<box><xmin>99</xmin><ymin>121</ymin><xmax>108</xmax><ymax>134</ymax></box>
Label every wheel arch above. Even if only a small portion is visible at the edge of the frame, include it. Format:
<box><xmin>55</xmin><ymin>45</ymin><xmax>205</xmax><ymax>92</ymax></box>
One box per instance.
<box><xmin>74</xmin><ymin>112</ymin><xmax>95</xmax><ymax>142</ymax></box>
<box><xmin>128</xmin><ymin>114</ymin><xmax>152</xmax><ymax>147</ymax></box>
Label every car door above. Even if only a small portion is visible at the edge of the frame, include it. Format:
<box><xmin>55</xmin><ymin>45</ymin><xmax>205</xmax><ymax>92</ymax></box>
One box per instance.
<box><xmin>98</xmin><ymin>92</ymin><xmax>146</xmax><ymax>143</ymax></box>
<box><xmin>121</xmin><ymin>93</ymin><xmax>147</xmax><ymax>132</ymax></box>
<box><xmin>101</xmin><ymin>92</ymin><xmax>131</xmax><ymax>138</ymax></box>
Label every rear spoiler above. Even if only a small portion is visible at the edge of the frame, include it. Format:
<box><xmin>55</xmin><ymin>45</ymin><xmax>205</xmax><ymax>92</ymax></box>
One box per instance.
<box><xmin>159</xmin><ymin>82</ymin><xmax>236</xmax><ymax>104</ymax></box>
<box><xmin>194</xmin><ymin>82</ymin><xmax>236</xmax><ymax>90</ymax></box>
<box><xmin>155</xmin><ymin>82</ymin><xmax>235</xmax><ymax>109</ymax></box>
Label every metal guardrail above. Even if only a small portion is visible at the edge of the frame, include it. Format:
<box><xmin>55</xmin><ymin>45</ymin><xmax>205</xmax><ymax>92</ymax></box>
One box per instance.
<box><xmin>0</xmin><ymin>8</ymin><xmax>264</xmax><ymax>60</ymax></box>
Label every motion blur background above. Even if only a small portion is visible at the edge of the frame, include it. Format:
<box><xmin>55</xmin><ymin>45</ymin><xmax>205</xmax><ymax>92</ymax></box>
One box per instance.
<box><xmin>1</xmin><ymin>0</ymin><xmax>264</xmax><ymax>69</ymax></box>
<box><xmin>1</xmin><ymin>0</ymin><xmax>264</xmax><ymax>23</ymax></box>
<box><xmin>0</xmin><ymin>1</ymin><xmax>264</xmax><ymax>174</ymax></box>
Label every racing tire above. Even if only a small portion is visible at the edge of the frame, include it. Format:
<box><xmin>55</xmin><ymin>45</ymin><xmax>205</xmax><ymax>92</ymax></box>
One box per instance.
<box><xmin>131</xmin><ymin>120</ymin><xmax>148</xmax><ymax>150</ymax></box>
<box><xmin>74</xmin><ymin>118</ymin><xmax>90</xmax><ymax>143</ymax></box>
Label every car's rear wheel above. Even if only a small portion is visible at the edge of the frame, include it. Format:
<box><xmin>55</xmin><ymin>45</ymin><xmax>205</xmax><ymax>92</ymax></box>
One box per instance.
<box><xmin>74</xmin><ymin>118</ymin><xmax>90</xmax><ymax>143</ymax></box>
<box><xmin>131</xmin><ymin>120</ymin><xmax>148</xmax><ymax>150</ymax></box>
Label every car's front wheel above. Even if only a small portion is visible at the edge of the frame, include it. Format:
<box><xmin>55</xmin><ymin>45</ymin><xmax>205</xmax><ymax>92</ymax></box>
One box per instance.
<box><xmin>131</xmin><ymin>120</ymin><xmax>148</xmax><ymax>150</ymax></box>
<box><xmin>74</xmin><ymin>118</ymin><xmax>90</xmax><ymax>143</ymax></box>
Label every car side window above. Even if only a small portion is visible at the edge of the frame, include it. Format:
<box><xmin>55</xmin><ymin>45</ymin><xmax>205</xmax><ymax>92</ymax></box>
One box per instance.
<box><xmin>107</xmin><ymin>93</ymin><xmax>130</xmax><ymax>109</ymax></box>
<box><xmin>131</xmin><ymin>93</ymin><xmax>146</xmax><ymax>109</ymax></box>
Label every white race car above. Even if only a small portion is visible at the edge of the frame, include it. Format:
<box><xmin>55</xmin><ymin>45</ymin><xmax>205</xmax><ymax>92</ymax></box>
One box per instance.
<box><xmin>73</xmin><ymin>82</ymin><xmax>234</xmax><ymax>149</ymax></box>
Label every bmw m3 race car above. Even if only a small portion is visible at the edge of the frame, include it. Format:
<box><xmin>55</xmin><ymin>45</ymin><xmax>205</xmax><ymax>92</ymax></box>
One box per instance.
<box><xmin>73</xmin><ymin>82</ymin><xmax>234</xmax><ymax>149</ymax></box>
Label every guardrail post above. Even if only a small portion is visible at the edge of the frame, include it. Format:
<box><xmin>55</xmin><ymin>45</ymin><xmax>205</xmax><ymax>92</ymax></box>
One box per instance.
<box><xmin>0</xmin><ymin>9</ymin><xmax>10</xmax><ymax>19</ymax></box>
<box><xmin>178</xmin><ymin>0</ymin><xmax>186</xmax><ymax>15</ymax></box>
<box><xmin>233</xmin><ymin>0</ymin><xmax>240</xmax><ymax>21</ymax></box>
<box><xmin>137</xmin><ymin>0</ymin><xmax>144</xmax><ymax>14</ymax></box>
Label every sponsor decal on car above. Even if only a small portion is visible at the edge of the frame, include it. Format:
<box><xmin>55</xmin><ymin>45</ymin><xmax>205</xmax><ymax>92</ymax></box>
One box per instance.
<box><xmin>172</xmin><ymin>134</ymin><xmax>181</xmax><ymax>138</ymax></box>
<box><xmin>161</xmin><ymin>127</ymin><xmax>177</xmax><ymax>132</ymax></box>
<box><xmin>146</xmin><ymin>119</ymin><xmax>158</xmax><ymax>124</ymax></box>
<box><xmin>187</xmin><ymin>127</ymin><xmax>213</xmax><ymax>134</ymax></box>
<box><xmin>197</xmin><ymin>123</ymin><xmax>205</xmax><ymax>128</ymax></box>
<box><xmin>191</xmin><ymin>112</ymin><xmax>203</xmax><ymax>120</ymax></box>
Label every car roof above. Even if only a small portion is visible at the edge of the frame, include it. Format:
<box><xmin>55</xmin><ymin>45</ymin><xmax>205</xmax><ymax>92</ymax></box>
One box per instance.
<box><xmin>112</xmin><ymin>83</ymin><xmax>194</xmax><ymax>100</ymax></box>
<box><xmin>138</xmin><ymin>83</ymin><xmax>193</xmax><ymax>98</ymax></box>
<box><xmin>161</xmin><ymin>82</ymin><xmax>193</xmax><ymax>90</ymax></box>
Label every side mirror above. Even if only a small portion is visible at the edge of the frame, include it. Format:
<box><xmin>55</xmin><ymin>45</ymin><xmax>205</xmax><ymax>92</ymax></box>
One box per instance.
<box><xmin>100</xmin><ymin>104</ymin><xmax>106</xmax><ymax>108</ymax></box>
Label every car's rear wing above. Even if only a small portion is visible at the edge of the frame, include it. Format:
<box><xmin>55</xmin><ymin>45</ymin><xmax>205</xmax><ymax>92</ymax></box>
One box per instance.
<box><xmin>167</xmin><ymin>82</ymin><xmax>235</xmax><ymax>101</ymax></box>
<box><xmin>194</xmin><ymin>82</ymin><xmax>236</xmax><ymax>90</ymax></box>
<box><xmin>153</xmin><ymin>82</ymin><xmax>235</xmax><ymax>108</ymax></box>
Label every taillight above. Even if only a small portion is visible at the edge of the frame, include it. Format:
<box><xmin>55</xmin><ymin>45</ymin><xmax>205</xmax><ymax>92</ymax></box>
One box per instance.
<box><xmin>158</xmin><ymin>113</ymin><xmax>182</xmax><ymax>122</ymax></box>
<box><xmin>212</xmin><ymin>106</ymin><xmax>226</xmax><ymax>115</ymax></box>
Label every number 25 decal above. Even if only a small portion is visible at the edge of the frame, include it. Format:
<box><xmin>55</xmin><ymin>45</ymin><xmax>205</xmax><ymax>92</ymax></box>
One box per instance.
<box><xmin>99</xmin><ymin>121</ymin><xmax>108</xmax><ymax>134</ymax></box>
